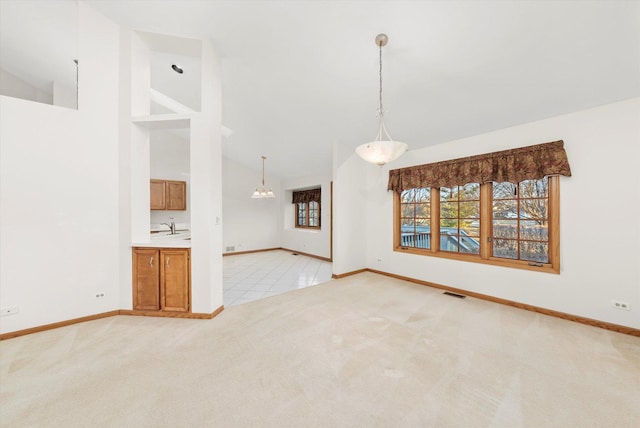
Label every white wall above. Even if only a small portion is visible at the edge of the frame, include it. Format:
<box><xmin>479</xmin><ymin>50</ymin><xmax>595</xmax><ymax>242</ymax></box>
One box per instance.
<box><xmin>129</xmin><ymin>31</ymin><xmax>152</xmax><ymax>244</ymax></box>
<box><xmin>347</xmin><ymin>98</ymin><xmax>639</xmax><ymax>329</ymax></box>
<box><xmin>222</xmin><ymin>157</ymin><xmax>281</xmax><ymax>253</ymax></box>
<box><xmin>281</xmin><ymin>174</ymin><xmax>332</xmax><ymax>259</ymax></box>
<box><xmin>149</xmin><ymin>129</ymin><xmax>191</xmax><ymax>225</ymax></box>
<box><xmin>332</xmin><ymin>154</ymin><xmax>370</xmax><ymax>274</ymax></box>
<box><xmin>118</xmin><ymin>25</ymin><xmax>133</xmax><ymax>311</ymax></box>
<box><xmin>221</xmin><ymin>161</ymin><xmax>333</xmax><ymax>260</ymax></box>
<box><xmin>0</xmin><ymin>3</ymin><xmax>120</xmax><ymax>334</ymax></box>
<box><xmin>189</xmin><ymin>38</ymin><xmax>224</xmax><ymax>313</ymax></box>
<box><xmin>0</xmin><ymin>68</ymin><xmax>52</xmax><ymax>105</ymax></box>
<box><xmin>53</xmin><ymin>81</ymin><xmax>77</xmax><ymax>109</ymax></box>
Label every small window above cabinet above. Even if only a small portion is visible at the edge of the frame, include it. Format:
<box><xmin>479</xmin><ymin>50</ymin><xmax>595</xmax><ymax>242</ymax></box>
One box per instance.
<box><xmin>150</xmin><ymin>179</ymin><xmax>186</xmax><ymax>210</ymax></box>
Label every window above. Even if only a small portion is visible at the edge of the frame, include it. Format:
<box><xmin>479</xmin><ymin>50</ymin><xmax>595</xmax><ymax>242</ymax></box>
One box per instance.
<box><xmin>395</xmin><ymin>178</ymin><xmax>559</xmax><ymax>272</ymax></box>
<box><xmin>297</xmin><ymin>202</ymin><xmax>307</xmax><ymax>226</ymax></box>
<box><xmin>440</xmin><ymin>184</ymin><xmax>480</xmax><ymax>254</ymax></box>
<box><xmin>400</xmin><ymin>188</ymin><xmax>431</xmax><ymax>249</ymax></box>
<box><xmin>492</xmin><ymin>180</ymin><xmax>550</xmax><ymax>263</ymax></box>
<box><xmin>390</xmin><ymin>141</ymin><xmax>571</xmax><ymax>274</ymax></box>
<box><xmin>293</xmin><ymin>188</ymin><xmax>321</xmax><ymax>229</ymax></box>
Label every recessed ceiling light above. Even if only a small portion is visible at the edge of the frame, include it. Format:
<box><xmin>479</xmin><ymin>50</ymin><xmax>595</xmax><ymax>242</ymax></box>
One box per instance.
<box><xmin>171</xmin><ymin>64</ymin><xmax>184</xmax><ymax>74</ymax></box>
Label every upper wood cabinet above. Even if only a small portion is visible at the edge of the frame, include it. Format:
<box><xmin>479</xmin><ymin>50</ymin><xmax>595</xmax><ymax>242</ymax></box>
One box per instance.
<box><xmin>166</xmin><ymin>181</ymin><xmax>186</xmax><ymax>210</ymax></box>
<box><xmin>150</xmin><ymin>180</ymin><xmax>166</xmax><ymax>210</ymax></box>
<box><xmin>150</xmin><ymin>179</ymin><xmax>186</xmax><ymax>210</ymax></box>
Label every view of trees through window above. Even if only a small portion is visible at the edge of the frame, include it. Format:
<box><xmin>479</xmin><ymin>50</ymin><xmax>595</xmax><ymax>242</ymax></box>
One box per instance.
<box><xmin>440</xmin><ymin>183</ymin><xmax>480</xmax><ymax>254</ymax></box>
<box><xmin>297</xmin><ymin>202</ymin><xmax>307</xmax><ymax>226</ymax></box>
<box><xmin>296</xmin><ymin>201</ymin><xmax>320</xmax><ymax>229</ymax></box>
<box><xmin>398</xmin><ymin>178</ymin><xmax>551</xmax><ymax>265</ymax></box>
<box><xmin>400</xmin><ymin>188</ymin><xmax>431</xmax><ymax>248</ymax></box>
<box><xmin>492</xmin><ymin>179</ymin><xmax>549</xmax><ymax>263</ymax></box>
<box><xmin>308</xmin><ymin>201</ymin><xmax>319</xmax><ymax>227</ymax></box>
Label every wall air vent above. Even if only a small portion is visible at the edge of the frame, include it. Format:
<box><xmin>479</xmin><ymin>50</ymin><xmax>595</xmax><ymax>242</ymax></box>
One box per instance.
<box><xmin>443</xmin><ymin>291</ymin><xmax>466</xmax><ymax>299</ymax></box>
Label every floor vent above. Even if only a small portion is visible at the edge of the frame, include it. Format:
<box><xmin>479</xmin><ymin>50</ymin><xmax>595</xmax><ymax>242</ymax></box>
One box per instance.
<box><xmin>443</xmin><ymin>291</ymin><xmax>466</xmax><ymax>299</ymax></box>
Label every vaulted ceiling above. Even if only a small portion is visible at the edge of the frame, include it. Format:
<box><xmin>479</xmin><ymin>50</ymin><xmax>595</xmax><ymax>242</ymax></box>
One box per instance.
<box><xmin>9</xmin><ymin>1</ymin><xmax>640</xmax><ymax>179</ymax></box>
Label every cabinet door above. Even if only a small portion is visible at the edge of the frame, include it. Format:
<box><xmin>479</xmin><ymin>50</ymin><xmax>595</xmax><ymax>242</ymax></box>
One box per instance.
<box><xmin>166</xmin><ymin>180</ymin><xmax>186</xmax><ymax>210</ymax></box>
<box><xmin>161</xmin><ymin>249</ymin><xmax>190</xmax><ymax>312</ymax></box>
<box><xmin>133</xmin><ymin>249</ymin><xmax>161</xmax><ymax>310</ymax></box>
<box><xmin>150</xmin><ymin>180</ymin><xmax>166</xmax><ymax>210</ymax></box>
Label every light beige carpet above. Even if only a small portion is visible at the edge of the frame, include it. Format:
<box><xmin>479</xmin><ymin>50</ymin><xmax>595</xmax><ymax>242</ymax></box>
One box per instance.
<box><xmin>1</xmin><ymin>272</ymin><xmax>639</xmax><ymax>427</ymax></box>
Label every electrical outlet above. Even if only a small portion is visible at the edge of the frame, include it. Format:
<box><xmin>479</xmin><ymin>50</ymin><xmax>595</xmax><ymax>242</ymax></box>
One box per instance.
<box><xmin>612</xmin><ymin>300</ymin><xmax>631</xmax><ymax>311</ymax></box>
<box><xmin>95</xmin><ymin>293</ymin><xmax>105</xmax><ymax>299</ymax></box>
<box><xmin>0</xmin><ymin>306</ymin><xmax>19</xmax><ymax>316</ymax></box>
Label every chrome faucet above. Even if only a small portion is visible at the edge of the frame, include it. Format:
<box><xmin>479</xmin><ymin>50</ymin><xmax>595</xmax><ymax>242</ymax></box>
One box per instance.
<box><xmin>161</xmin><ymin>217</ymin><xmax>176</xmax><ymax>235</ymax></box>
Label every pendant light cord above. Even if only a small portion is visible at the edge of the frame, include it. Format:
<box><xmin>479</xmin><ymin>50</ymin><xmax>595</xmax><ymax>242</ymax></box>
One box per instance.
<box><xmin>379</xmin><ymin>42</ymin><xmax>383</xmax><ymax>118</ymax></box>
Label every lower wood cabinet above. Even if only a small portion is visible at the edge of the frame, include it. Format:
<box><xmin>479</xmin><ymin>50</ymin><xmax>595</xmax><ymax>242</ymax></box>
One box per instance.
<box><xmin>133</xmin><ymin>247</ymin><xmax>190</xmax><ymax>312</ymax></box>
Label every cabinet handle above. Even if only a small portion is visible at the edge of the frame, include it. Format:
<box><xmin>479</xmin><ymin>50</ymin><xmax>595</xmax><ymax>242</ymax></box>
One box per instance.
<box><xmin>150</xmin><ymin>256</ymin><xmax>153</xmax><ymax>267</ymax></box>
<box><xmin>166</xmin><ymin>257</ymin><xmax>170</xmax><ymax>268</ymax></box>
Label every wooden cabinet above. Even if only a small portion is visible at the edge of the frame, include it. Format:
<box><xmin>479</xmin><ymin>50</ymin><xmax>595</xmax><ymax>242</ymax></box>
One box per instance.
<box><xmin>160</xmin><ymin>249</ymin><xmax>190</xmax><ymax>311</ymax></box>
<box><xmin>133</xmin><ymin>248</ymin><xmax>190</xmax><ymax>312</ymax></box>
<box><xmin>133</xmin><ymin>248</ymin><xmax>161</xmax><ymax>310</ymax></box>
<box><xmin>150</xmin><ymin>180</ymin><xmax>166</xmax><ymax>210</ymax></box>
<box><xmin>166</xmin><ymin>181</ymin><xmax>186</xmax><ymax>210</ymax></box>
<box><xmin>150</xmin><ymin>179</ymin><xmax>186</xmax><ymax>210</ymax></box>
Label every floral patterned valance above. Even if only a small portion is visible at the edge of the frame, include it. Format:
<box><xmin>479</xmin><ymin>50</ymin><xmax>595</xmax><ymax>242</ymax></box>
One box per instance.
<box><xmin>387</xmin><ymin>140</ymin><xmax>572</xmax><ymax>192</ymax></box>
<box><xmin>292</xmin><ymin>188</ymin><xmax>321</xmax><ymax>204</ymax></box>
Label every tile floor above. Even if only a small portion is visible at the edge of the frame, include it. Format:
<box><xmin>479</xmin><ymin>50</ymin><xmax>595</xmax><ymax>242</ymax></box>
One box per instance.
<box><xmin>223</xmin><ymin>249</ymin><xmax>333</xmax><ymax>307</ymax></box>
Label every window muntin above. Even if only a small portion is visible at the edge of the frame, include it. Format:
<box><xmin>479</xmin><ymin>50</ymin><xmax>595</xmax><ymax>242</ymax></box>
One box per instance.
<box><xmin>394</xmin><ymin>177</ymin><xmax>559</xmax><ymax>273</ymax></box>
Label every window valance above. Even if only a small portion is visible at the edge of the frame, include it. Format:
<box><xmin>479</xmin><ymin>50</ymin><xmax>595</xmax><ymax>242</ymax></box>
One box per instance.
<box><xmin>292</xmin><ymin>188</ymin><xmax>321</xmax><ymax>204</ymax></box>
<box><xmin>387</xmin><ymin>140</ymin><xmax>571</xmax><ymax>192</ymax></box>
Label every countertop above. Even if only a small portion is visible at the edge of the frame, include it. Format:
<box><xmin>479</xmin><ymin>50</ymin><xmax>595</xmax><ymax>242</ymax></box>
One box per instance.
<box><xmin>131</xmin><ymin>231</ymin><xmax>191</xmax><ymax>248</ymax></box>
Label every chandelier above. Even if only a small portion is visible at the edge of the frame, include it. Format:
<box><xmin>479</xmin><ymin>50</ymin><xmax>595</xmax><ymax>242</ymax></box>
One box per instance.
<box><xmin>251</xmin><ymin>156</ymin><xmax>275</xmax><ymax>198</ymax></box>
<box><xmin>356</xmin><ymin>34</ymin><xmax>408</xmax><ymax>166</ymax></box>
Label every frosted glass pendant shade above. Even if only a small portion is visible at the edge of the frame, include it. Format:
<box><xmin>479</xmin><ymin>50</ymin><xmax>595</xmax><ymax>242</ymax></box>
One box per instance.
<box><xmin>356</xmin><ymin>140</ymin><xmax>408</xmax><ymax>166</ymax></box>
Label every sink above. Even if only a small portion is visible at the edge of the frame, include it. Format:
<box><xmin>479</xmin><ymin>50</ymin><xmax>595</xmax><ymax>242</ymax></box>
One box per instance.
<box><xmin>150</xmin><ymin>231</ymin><xmax>191</xmax><ymax>241</ymax></box>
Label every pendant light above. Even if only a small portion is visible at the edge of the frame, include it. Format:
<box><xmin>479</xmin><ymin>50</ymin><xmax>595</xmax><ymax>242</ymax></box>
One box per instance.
<box><xmin>251</xmin><ymin>156</ymin><xmax>275</xmax><ymax>198</ymax></box>
<box><xmin>356</xmin><ymin>33</ymin><xmax>408</xmax><ymax>166</ymax></box>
